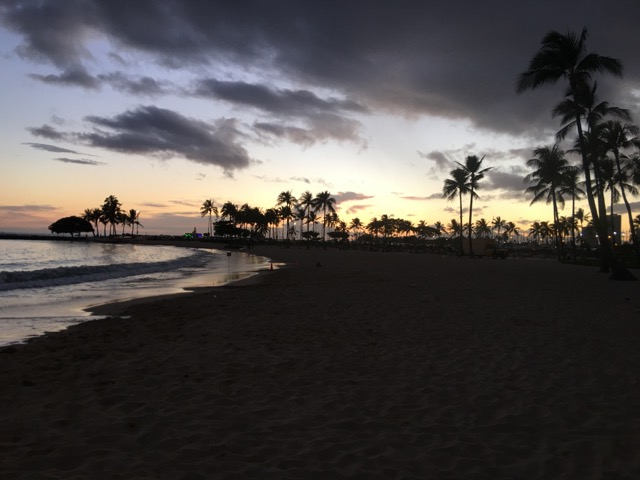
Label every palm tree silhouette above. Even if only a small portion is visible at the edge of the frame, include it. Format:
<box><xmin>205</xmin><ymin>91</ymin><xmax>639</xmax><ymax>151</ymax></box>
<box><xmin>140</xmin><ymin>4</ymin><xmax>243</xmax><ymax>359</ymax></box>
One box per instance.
<box><xmin>491</xmin><ymin>216</ymin><xmax>507</xmax><ymax>240</ymax></box>
<box><xmin>101</xmin><ymin>195</ymin><xmax>121</xmax><ymax>236</ymax></box>
<box><xmin>349</xmin><ymin>217</ymin><xmax>363</xmax><ymax>241</ymax></box>
<box><xmin>442</xmin><ymin>167</ymin><xmax>471</xmax><ymax>255</ymax></box>
<box><xmin>517</xmin><ymin>28</ymin><xmax>634</xmax><ymax>279</ymax></box>
<box><xmin>601</xmin><ymin>120</ymin><xmax>640</xmax><ymax>258</ymax></box>
<box><xmin>524</xmin><ymin>144</ymin><xmax>573</xmax><ymax>260</ymax></box>
<box><xmin>455</xmin><ymin>155</ymin><xmax>491</xmax><ymax>257</ymax></box>
<box><xmin>276</xmin><ymin>190</ymin><xmax>297</xmax><ymax>240</ymax></box>
<box><xmin>558</xmin><ymin>168</ymin><xmax>585</xmax><ymax>257</ymax></box>
<box><xmin>312</xmin><ymin>191</ymin><xmax>336</xmax><ymax>242</ymax></box>
<box><xmin>200</xmin><ymin>199</ymin><xmax>218</xmax><ymax>237</ymax></box>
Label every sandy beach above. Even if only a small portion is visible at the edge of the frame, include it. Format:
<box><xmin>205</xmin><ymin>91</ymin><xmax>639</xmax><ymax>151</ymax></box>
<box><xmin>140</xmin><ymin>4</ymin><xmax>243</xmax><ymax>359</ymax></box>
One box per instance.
<box><xmin>1</xmin><ymin>245</ymin><xmax>639</xmax><ymax>479</ymax></box>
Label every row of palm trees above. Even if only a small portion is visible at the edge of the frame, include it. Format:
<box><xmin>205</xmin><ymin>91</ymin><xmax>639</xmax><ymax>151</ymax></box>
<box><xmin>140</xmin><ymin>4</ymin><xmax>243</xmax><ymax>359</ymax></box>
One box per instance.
<box><xmin>81</xmin><ymin>195</ymin><xmax>142</xmax><ymax>237</ymax></box>
<box><xmin>516</xmin><ymin>27</ymin><xmax>637</xmax><ymax>279</ymax></box>
<box><xmin>200</xmin><ymin>191</ymin><xmax>337</xmax><ymax>241</ymax></box>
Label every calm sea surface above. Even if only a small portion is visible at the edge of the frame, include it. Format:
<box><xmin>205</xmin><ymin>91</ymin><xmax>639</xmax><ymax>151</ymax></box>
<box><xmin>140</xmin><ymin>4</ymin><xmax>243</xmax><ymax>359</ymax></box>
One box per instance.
<box><xmin>0</xmin><ymin>239</ymin><xmax>270</xmax><ymax>346</ymax></box>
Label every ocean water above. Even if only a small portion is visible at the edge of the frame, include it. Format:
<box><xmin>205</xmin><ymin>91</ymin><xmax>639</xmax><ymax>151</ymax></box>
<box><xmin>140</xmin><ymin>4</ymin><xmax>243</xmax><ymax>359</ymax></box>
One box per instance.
<box><xmin>0</xmin><ymin>239</ymin><xmax>271</xmax><ymax>346</ymax></box>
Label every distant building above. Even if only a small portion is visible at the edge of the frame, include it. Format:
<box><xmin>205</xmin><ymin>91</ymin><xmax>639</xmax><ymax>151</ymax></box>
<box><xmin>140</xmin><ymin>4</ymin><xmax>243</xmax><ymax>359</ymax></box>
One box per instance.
<box><xmin>608</xmin><ymin>214</ymin><xmax>622</xmax><ymax>245</ymax></box>
<box><xmin>580</xmin><ymin>214</ymin><xmax>622</xmax><ymax>247</ymax></box>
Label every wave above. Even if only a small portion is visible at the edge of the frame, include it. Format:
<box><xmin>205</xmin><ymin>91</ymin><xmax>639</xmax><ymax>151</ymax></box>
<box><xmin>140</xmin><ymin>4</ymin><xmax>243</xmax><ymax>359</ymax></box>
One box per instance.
<box><xmin>0</xmin><ymin>250</ymin><xmax>210</xmax><ymax>291</ymax></box>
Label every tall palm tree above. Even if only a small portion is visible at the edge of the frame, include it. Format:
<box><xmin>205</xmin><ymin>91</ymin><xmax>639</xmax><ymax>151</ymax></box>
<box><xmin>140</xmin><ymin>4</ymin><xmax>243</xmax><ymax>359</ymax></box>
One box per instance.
<box><xmin>298</xmin><ymin>191</ymin><xmax>314</xmax><ymax>238</ymax></box>
<box><xmin>200</xmin><ymin>199</ymin><xmax>218</xmax><ymax>237</ymax></box>
<box><xmin>517</xmin><ymin>27</ymin><xmax>634</xmax><ymax>279</ymax></box>
<box><xmin>442</xmin><ymin>167</ymin><xmax>472</xmax><ymax>255</ymax></box>
<box><xmin>601</xmin><ymin>120</ymin><xmax>640</xmax><ymax>258</ymax></box>
<box><xmin>524</xmin><ymin>144</ymin><xmax>572</xmax><ymax>260</ymax></box>
<box><xmin>312</xmin><ymin>191</ymin><xmax>336</xmax><ymax>242</ymax></box>
<box><xmin>456</xmin><ymin>155</ymin><xmax>491</xmax><ymax>257</ymax></box>
<box><xmin>127</xmin><ymin>208</ymin><xmax>139</xmax><ymax>236</ymax></box>
<box><xmin>276</xmin><ymin>190</ymin><xmax>297</xmax><ymax>240</ymax></box>
<box><xmin>264</xmin><ymin>208</ymin><xmax>278</xmax><ymax>239</ymax></box>
<box><xmin>101</xmin><ymin>195</ymin><xmax>121</xmax><ymax>236</ymax></box>
<box><xmin>558</xmin><ymin>168</ymin><xmax>585</xmax><ymax>256</ymax></box>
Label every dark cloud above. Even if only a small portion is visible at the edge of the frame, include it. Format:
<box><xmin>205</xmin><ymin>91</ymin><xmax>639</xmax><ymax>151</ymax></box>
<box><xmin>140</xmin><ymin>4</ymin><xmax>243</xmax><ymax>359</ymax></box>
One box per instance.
<box><xmin>26</xmin><ymin>125</ymin><xmax>65</xmax><ymax>140</ymax></box>
<box><xmin>418</xmin><ymin>150</ymin><xmax>450</xmax><ymax>172</ymax></box>
<box><xmin>486</xmin><ymin>167</ymin><xmax>529</xmax><ymax>193</ymax></box>
<box><xmin>81</xmin><ymin>106</ymin><xmax>252</xmax><ymax>174</ymax></box>
<box><xmin>195</xmin><ymin>79</ymin><xmax>367</xmax><ymax>116</ymax></box>
<box><xmin>23</xmin><ymin>142</ymin><xmax>78</xmax><ymax>153</ymax></box>
<box><xmin>99</xmin><ymin>72</ymin><xmax>173</xmax><ymax>96</ymax></box>
<box><xmin>3</xmin><ymin>1</ymin><xmax>640</xmax><ymax>141</ymax></box>
<box><xmin>53</xmin><ymin>157</ymin><xmax>106</xmax><ymax>166</ymax></box>
<box><xmin>29</xmin><ymin>66</ymin><xmax>98</xmax><ymax>88</ymax></box>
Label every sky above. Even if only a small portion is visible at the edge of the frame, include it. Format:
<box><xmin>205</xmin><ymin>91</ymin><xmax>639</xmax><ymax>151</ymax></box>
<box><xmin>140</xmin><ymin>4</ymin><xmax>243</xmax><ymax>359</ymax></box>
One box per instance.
<box><xmin>2</xmin><ymin>0</ymin><xmax>640</xmax><ymax>236</ymax></box>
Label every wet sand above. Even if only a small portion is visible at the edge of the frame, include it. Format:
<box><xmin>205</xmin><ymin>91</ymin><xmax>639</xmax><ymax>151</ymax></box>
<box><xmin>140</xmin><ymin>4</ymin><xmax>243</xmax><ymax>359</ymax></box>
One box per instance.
<box><xmin>1</xmin><ymin>245</ymin><xmax>639</xmax><ymax>478</ymax></box>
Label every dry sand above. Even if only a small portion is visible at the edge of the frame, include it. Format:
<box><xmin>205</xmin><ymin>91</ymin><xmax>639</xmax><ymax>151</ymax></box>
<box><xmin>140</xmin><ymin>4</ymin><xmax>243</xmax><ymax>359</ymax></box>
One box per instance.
<box><xmin>1</xmin><ymin>245</ymin><xmax>639</xmax><ymax>479</ymax></box>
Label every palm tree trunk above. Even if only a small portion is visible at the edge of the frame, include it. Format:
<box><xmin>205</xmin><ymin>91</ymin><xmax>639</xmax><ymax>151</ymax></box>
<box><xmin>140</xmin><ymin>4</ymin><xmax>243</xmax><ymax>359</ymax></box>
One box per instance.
<box><xmin>468</xmin><ymin>186</ymin><xmax>474</xmax><ymax>257</ymax></box>
<box><xmin>552</xmin><ymin>193</ymin><xmax>562</xmax><ymax>261</ymax></box>
<box><xmin>458</xmin><ymin>192</ymin><xmax>464</xmax><ymax>255</ymax></box>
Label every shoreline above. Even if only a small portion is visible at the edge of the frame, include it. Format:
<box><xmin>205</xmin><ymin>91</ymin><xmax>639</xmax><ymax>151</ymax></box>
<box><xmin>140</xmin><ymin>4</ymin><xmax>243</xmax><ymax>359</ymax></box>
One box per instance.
<box><xmin>2</xmin><ymin>246</ymin><xmax>640</xmax><ymax>477</ymax></box>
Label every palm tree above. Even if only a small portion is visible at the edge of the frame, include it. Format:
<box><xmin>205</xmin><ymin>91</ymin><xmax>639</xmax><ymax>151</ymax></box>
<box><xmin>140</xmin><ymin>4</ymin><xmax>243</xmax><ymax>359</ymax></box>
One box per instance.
<box><xmin>220</xmin><ymin>201</ymin><xmax>238</xmax><ymax>222</ymax></box>
<box><xmin>81</xmin><ymin>208</ymin><xmax>100</xmax><ymax>237</ymax></box>
<box><xmin>200</xmin><ymin>199</ymin><xmax>218</xmax><ymax>237</ymax></box>
<box><xmin>433</xmin><ymin>221</ymin><xmax>446</xmax><ymax>237</ymax></box>
<box><xmin>505</xmin><ymin>221</ymin><xmax>520</xmax><ymax>242</ymax></box>
<box><xmin>126</xmin><ymin>208</ymin><xmax>139</xmax><ymax>236</ymax></box>
<box><xmin>517</xmin><ymin>27</ymin><xmax>634</xmax><ymax>279</ymax></box>
<box><xmin>298</xmin><ymin>191</ymin><xmax>314</xmax><ymax>238</ymax></box>
<box><xmin>276</xmin><ymin>190</ymin><xmax>297</xmax><ymax>240</ymax></box>
<box><xmin>101</xmin><ymin>195</ymin><xmax>121</xmax><ymax>236</ymax></box>
<box><xmin>456</xmin><ymin>155</ymin><xmax>491</xmax><ymax>257</ymax></box>
<box><xmin>474</xmin><ymin>218</ymin><xmax>491</xmax><ymax>238</ymax></box>
<box><xmin>447</xmin><ymin>219</ymin><xmax>463</xmax><ymax>239</ymax></box>
<box><xmin>524</xmin><ymin>144</ymin><xmax>573</xmax><ymax>260</ymax></box>
<box><xmin>442</xmin><ymin>167</ymin><xmax>472</xmax><ymax>255</ymax></box>
<box><xmin>558</xmin><ymin>168</ymin><xmax>585</xmax><ymax>256</ymax></box>
<box><xmin>491</xmin><ymin>216</ymin><xmax>507</xmax><ymax>240</ymax></box>
<box><xmin>312</xmin><ymin>191</ymin><xmax>336</xmax><ymax>242</ymax></box>
<box><xmin>602</xmin><ymin>120</ymin><xmax>640</xmax><ymax>258</ymax></box>
<box><xmin>262</xmin><ymin>208</ymin><xmax>276</xmax><ymax>239</ymax></box>
<box><xmin>529</xmin><ymin>221</ymin><xmax>543</xmax><ymax>244</ymax></box>
<box><xmin>349</xmin><ymin>217</ymin><xmax>363</xmax><ymax>241</ymax></box>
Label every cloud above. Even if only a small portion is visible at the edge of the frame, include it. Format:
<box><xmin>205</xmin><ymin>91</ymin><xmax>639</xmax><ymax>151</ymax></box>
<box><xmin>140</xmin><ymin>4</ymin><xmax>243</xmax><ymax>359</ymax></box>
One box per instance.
<box><xmin>81</xmin><ymin>106</ymin><xmax>252</xmax><ymax>174</ymax></box>
<box><xmin>486</xmin><ymin>167</ymin><xmax>528</xmax><ymax>192</ymax></box>
<box><xmin>343</xmin><ymin>204</ymin><xmax>374</xmax><ymax>216</ymax></box>
<box><xmin>26</xmin><ymin>125</ymin><xmax>66</xmax><ymax>140</ymax></box>
<box><xmin>0</xmin><ymin>204</ymin><xmax>57</xmax><ymax>212</ymax></box>
<box><xmin>99</xmin><ymin>72</ymin><xmax>174</xmax><ymax>96</ymax></box>
<box><xmin>418</xmin><ymin>150</ymin><xmax>450</xmax><ymax>172</ymax></box>
<box><xmin>53</xmin><ymin>157</ymin><xmax>106</xmax><ymax>166</ymax></box>
<box><xmin>29</xmin><ymin>66</ymin><xmax>98</xmax><ymax>88</ymax></box>
<box><xmin>333</xmin><ymin>191</ymin><xmax>374</xmax><ymax>203</ymax></box>
<box><xmin>194</xmin><ymin>79</ymin><xmax>367</xmax><ymax>116</ymax></box>
<box><xmin>23</xmin><ymin>142</ymin><xmax>79</xmax><ymax>153</ymax></box>
<box><xmin>4</xmin><ymin>1</ymin><xmax>640</xmax><ymax>154</ymax></box>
